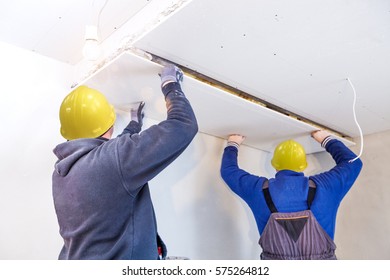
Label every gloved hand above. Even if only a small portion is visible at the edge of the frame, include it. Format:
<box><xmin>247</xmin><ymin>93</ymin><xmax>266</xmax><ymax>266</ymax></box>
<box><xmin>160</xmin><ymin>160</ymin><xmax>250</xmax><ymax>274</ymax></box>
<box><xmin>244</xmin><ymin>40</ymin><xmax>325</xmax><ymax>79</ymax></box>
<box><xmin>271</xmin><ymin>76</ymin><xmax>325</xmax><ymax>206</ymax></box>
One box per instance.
<box><xmin>131</xmin><ymin>101</ymin><xmax>145</xmax><ymax>128</ymax></box>
<box><xmin>228</xmin><ymin>134</ymin><xmax>246</xmax><ymax>145</ymax></box>
<box><xmin>119</xmin><ymin>102</ymin><xmax>145</xmax><ymax>136</ymax></box>
<box><xmin>311</xmin><ymin>130</ymin><xmax>330</xmax><ymax>144</ymax></box>
<box><xmin>159</xmin><ymin>64</ymin><xmax>184</xmax><ymax>88</ymax></box>
<box><xmin>227</xmin><ymin>134</ymin><xmax>246</xmax><ymax>149</ymax></box>
<box><xmin>312</xmin><ymin>130</ymin><xmax>333</xmax><ymax>148</ymax></box>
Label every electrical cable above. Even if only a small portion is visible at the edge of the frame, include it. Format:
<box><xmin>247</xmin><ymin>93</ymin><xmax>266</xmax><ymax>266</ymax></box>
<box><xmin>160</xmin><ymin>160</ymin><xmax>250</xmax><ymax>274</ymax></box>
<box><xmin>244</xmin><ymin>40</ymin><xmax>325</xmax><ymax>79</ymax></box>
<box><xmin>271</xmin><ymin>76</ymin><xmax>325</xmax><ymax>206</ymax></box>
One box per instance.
<box><xmin>96</xmin><ymin>0</ymin><xmax>109</xmax><ymax>36</ymax></box>
<box><xmin>346</xmin><ymin>78</ymin><xmax>363</xmax><ymax>162</ymax></box>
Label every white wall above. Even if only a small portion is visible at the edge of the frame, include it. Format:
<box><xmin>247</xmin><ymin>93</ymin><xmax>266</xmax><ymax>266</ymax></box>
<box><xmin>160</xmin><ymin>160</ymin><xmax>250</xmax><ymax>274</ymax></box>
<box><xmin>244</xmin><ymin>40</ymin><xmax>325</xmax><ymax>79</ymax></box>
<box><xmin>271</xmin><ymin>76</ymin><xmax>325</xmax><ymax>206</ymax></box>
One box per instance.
<box><xmin>0</xmin><ymin>42</ymin><xmax>73</xmax><ymax>259</ymax></box>
<box><xmin>0</xmin><ymin>42</ymin><xmax>389</xmax><ymax>260</ymax></box>
<box><xmin>335</xmin><ymin>131</ymin><xmax>390</xmax><ymax>260</ymax></box>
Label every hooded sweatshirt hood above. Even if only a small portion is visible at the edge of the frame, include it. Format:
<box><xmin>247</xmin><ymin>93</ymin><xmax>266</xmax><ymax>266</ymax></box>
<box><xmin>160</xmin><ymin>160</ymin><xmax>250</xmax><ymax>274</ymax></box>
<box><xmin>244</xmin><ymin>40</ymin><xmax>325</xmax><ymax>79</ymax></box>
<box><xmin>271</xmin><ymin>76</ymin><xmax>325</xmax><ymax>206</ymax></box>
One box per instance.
<box><xmin>53</xmin><ymin>138</ymin><xmax>107</xmax><ymax>176</ymax></box>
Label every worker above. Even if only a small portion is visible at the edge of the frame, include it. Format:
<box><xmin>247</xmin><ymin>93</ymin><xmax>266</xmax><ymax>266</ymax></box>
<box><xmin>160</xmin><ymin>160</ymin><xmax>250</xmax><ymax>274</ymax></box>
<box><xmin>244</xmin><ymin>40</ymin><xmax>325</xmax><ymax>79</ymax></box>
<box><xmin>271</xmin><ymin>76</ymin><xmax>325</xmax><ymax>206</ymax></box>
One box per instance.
<box><xmin>52</xmin><ymin>64</ymin><xmax>198</xmax><ymax>260</ymax></box>
<box><xmin>220</xmin><ymin>130</ymin><xmax>363</xmax><ymax>259</ymax></box>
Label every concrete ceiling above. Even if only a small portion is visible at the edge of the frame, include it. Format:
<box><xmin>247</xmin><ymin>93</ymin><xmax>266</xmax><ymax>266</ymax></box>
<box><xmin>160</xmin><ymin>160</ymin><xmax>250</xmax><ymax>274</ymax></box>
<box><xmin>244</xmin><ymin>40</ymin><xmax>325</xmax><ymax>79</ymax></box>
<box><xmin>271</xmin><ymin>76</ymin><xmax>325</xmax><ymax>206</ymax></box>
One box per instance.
<box><xmin>0</xmin><ymin>0</ymin><xmax>389</xmax><ymax>139</ymax></box>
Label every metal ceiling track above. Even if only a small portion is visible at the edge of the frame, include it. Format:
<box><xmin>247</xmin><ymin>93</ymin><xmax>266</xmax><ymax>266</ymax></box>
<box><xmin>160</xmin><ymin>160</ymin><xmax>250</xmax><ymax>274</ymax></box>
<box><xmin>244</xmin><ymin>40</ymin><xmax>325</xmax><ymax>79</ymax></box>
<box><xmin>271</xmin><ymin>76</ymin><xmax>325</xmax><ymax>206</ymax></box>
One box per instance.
<box><xmin>148</xmin><ymin>51</ymin><xmax>351</xmax><ymax>140</ymax></box>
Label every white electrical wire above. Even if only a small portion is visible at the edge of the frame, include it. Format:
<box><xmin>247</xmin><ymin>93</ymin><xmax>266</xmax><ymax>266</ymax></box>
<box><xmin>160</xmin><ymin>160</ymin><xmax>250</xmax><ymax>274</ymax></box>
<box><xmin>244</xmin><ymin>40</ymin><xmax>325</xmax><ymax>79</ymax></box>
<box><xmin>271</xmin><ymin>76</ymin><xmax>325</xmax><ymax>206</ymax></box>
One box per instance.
<box><xmin>347</xmin><ymin>78</ymin><xmax>363</xmax><ymax>162</ymax></box>
<box><xmin>96</xmin><ymin>0</ymin><xmax>108</xmax><ymax>34</ymax></box>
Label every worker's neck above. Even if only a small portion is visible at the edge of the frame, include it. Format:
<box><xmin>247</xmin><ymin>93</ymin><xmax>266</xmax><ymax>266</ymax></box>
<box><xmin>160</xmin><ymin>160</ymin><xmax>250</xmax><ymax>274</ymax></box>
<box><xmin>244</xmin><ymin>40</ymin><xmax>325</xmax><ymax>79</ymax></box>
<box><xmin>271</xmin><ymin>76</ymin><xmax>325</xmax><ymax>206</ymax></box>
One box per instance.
<box><xmin>101</xmin><ymin>126</ymin><xmax>114</xmax><ymax>140</ymax></box>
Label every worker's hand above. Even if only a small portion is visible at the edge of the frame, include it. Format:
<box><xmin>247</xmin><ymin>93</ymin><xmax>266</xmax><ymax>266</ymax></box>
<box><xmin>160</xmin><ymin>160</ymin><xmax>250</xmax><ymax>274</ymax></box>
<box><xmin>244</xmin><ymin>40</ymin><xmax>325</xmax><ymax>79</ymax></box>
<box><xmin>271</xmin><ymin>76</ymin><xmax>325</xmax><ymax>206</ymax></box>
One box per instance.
<box><xmin>160</xmin><ymin>64</ymin><xmax>183</xmax><ymax>88</ymax></box>
<box><xmin>311</xmin><ymin>130</ymin><xmax>330</xmax><ymax>144</ymax></box>
<box><xmin>130</xmin><ymin>101</ymin><xmax>145</xmax><ymax>127</ymax></box>
<box><xmin>228</xmin><ymin>134</ymin><xmax>246</xmax><ymax>146</ymax></box>
<box><xmin>119</xmin><ymin>102</ymin><xmax>145</xmax><ymax>136</ymax></box>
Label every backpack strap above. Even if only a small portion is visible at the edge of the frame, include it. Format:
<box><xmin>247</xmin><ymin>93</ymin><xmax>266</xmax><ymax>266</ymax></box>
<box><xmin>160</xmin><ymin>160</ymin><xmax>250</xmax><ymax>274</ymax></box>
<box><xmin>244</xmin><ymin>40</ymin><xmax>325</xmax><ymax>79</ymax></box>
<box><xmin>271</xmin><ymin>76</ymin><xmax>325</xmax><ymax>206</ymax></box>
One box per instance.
<box><xmin>262</xmin><ymin>179</ymin><xmax>278</xmax><ymax>213</ymax></box>
<box><xmin>307</xmin><ymin>179</ymin><xmax>317</xmax><ymax>210</ymax></box>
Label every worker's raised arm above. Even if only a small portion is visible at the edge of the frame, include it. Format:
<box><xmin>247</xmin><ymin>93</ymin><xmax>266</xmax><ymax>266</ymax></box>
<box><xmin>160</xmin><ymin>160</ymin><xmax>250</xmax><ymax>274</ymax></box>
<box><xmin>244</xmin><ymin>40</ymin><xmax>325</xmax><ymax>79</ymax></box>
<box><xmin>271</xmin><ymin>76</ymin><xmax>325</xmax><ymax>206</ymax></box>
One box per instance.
<box><xmin>112</xmin><ymin>65</ymin><xmax>198</xmax><ymax>194</ymax></box>
<box><xmin>310</xmin><ymin>130</ymin><xmax>363</xmax><ymax>200</ymax></box>
<box><xmin>220</xmin><ymin>135</ymin><xmax>264</xmax><ymax>198</ymax></box>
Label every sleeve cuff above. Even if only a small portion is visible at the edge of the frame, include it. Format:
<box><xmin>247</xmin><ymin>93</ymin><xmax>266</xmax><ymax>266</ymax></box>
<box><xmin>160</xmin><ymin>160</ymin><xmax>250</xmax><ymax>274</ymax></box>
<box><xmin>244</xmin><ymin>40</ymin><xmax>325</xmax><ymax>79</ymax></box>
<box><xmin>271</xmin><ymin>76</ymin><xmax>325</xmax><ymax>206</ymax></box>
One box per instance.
<box><xmin>227</xmin><ymin>141</ymin><xmax>240</xmax><ymax>149</ymax></box>
<box><xmin>321</xmin><ymin>136</ymin><xmax>332</xmax><ymax>148</ymax></box>
<box><xmin>118</xmin><ymin>120</ymin><xmax>141</xmax><ymax>136</ymax></box>
<box><xmin>161</xmin><ymin>82</ymin><xmax>184</xmax><ymax>98</ymax></box>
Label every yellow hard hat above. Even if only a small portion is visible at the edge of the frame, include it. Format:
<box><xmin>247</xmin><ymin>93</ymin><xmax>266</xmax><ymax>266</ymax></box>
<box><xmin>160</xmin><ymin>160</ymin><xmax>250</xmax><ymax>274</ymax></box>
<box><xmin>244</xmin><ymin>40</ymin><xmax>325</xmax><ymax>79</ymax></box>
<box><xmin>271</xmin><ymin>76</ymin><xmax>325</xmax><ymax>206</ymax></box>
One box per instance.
<box><xmin>59</xmin><ymin>85</ymin><xmax>116</xmax><ymax>140</ymax></box>
<box><xmin>271</xmin><ymin>139</ymin><xmax>307</xmax><ymax>172</ymax></box>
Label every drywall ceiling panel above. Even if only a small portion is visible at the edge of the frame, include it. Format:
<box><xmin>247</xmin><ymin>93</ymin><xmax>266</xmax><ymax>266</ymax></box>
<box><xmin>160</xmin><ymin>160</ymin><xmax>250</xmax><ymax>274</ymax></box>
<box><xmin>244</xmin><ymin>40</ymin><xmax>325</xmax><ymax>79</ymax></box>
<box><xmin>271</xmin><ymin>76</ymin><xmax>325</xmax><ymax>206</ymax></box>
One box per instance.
<box><xmin>80</xmin><ymin>51</ymin><xmax>354</xmax><ymax>154</ymax></box>
<box><xmin>134</xmin><ymin>0</ymin><xmax>390</xmax><ymax>137</ymax></box>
